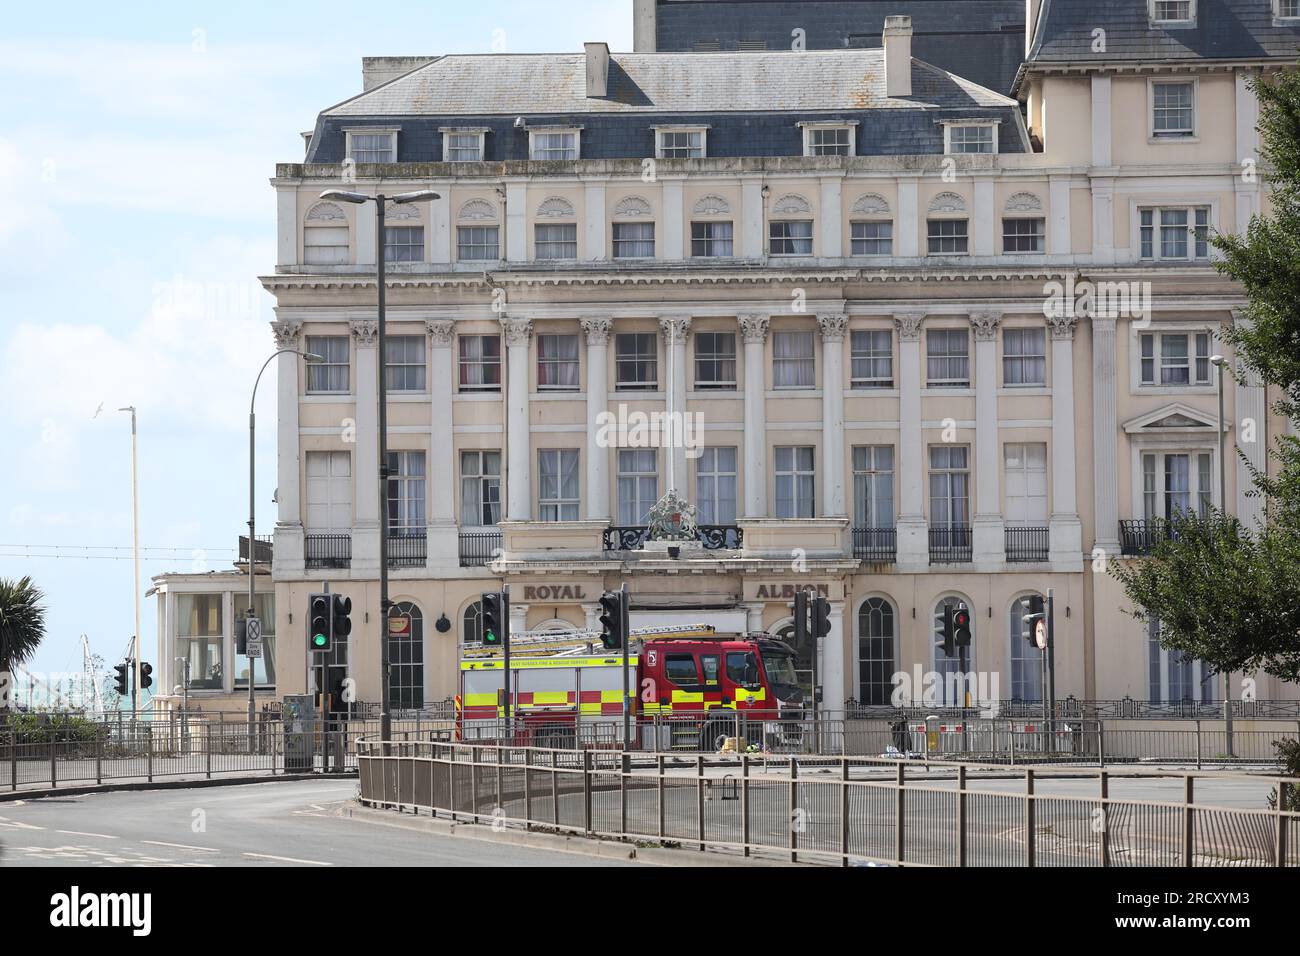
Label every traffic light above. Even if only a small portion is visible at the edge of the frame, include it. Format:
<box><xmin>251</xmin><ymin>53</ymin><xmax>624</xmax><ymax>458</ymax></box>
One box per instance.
<box><xmin>597</xmin><ymin>590</ymin><xmax>626</xmax><ymax>650</ymax></box>
<box><xmin>481</xmin><ymin>591</ymin><xmax>505</xmax><ymax>648</ymax></box>
<box><xmin>332</xmin><ymin>595</ymin><xmax>353</xmax><ymax>642</ymax></box>
<box><xmin>113</xmin><ymin>661</ymin><xmax>130</xmax><ymax>697</ymax></box>
<box><xmin>953</xmin><ymin>604</ymin><xmax>972</xmax><ymax>648</ymax></box>
<box><xmin>934</xmin><ymin>605</ymin><xmax>955</xmax><ymax>658</ymax></box>
<box><xmin>139</xmin><ymin>662</ymin><xmax>153</xmax><ymax>691</ymax></box>
<box><xmin>811</xmin><ymin>596</ymin><xmax>832</xmax><ymax>639</ymax></box>
<box><xmin>793</xmin><ymin>589</ymin><xmax>809</xmax><ymax>648</ymax></box>
<box><xmin>309</xmin><ymin>593</ymin><xmax>332</xmax><ymax>653</ymax></box>
<box><xmin>1020</xmin><ymin>594</ymin><xmax>1046</xmax><ymax>645</ymax></box>
<box><xmin>235</xmin><ymin>616</ymin><xmax>247</xmax><ymax>655</ymax></box>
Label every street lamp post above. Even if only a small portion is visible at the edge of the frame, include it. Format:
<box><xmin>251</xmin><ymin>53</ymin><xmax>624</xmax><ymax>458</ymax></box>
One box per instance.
<box><xmin>117</xmin><ymin>407</ymin><xmax>142</xmax><ymax>717</ymax></box>
<box><xmin>1211</xmin><ymin>354</ymin><xmax>1234</xmax><ymax>757</ymax></box>
<box><xmin>247</xmin><ymin>348</ymin><xmax>321</xmax><ymax>750</ymax></box>
<box><xmin>319</xmin><ymin>188</ymin><xmax>439</xmax><ymax>745</ymax></box>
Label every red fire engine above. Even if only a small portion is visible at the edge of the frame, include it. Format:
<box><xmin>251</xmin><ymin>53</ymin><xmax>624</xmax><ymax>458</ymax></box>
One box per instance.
<box><xmin>456</xmin><ymin>625</ymin><xmax>804</xmax><ymax>750</ymax></box>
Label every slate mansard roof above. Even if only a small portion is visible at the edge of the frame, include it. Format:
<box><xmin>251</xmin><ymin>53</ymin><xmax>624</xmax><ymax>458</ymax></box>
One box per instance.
<box><xmin>652</xmin><ymin>0</ymin><xmax>1027</xmax><ymax>95</ymax></box>
<box><xmin>305</xmin><ymin>49</ymin><xmax>1026</xmax><ymax>164</ymax></box>
<box><xmin>1027</xmin><ymin>0</ymin><xmax>1300</xmax><ymax>65</ymax></box>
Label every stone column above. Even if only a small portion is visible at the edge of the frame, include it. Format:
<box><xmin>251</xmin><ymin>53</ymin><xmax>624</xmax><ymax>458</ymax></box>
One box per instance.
<box><xmin>581</xmin><ymin>317</ymin><xmax>613</xmax><ymax>521</ymax></box>
<box><xmin>509</xmin><ymin>601</ymin><xmax>529</xmax><ymax>639</ymax></box>
<box><xmin>818</xmin><ymin>312</ymin><xmax>849</xmax><ymax>516</ymax></box>
<box><xmin>271</xmin><ymin>320</ymin><xmax>304</xmax><ymax>574</ymax></box>
<box><xmin>1048</xmin><ymin>315</ymin><xmax>1083</xmax><ymax>566</ymax></box>
<box><xmin>1091</xmin><ymin>315</ymin><xmax>1120</xmax><ymax>553</ymax></box>
<box><xmin>822</xmin><ymin>599</ymin><xmax>847</xmax><ymax>714</ymax></box>
<box><xmin>582</xmin><ymin>603</ymin><xmax>602</xmax><ymax>632</ymax></box>
<box><xmin>1233</xmin><ymin>311</ymin><xmax>1267</xmax><ymax>530</ymax></box>
<box><xmin>895</xmin><ymin>312</ymin><xmax>928</xmax><ymax>568</ymax></box>
<box><xmin>739</xmin><ymin>314</ymin><xmax>769</xmax><ymax>517</ymax></box>
<box><xmin>742</xmin><ymin>602</ymin><xmax>765</xmax><ymax>634</ymax></box>
<box><xmin>427</xmin><ymin>320</ymin><xmax>458</xmax><ymax>568</ymax></box>
<box><xmin>971</xmin><ymin>310</ymin><xmax>1005</xmax><ymax>566</ymax></box>
<box><xmin>350</xmin><ymin>318</ymin><xmax>381</xmax><ymax>572</ymax></box>
<box><xmin>502</xmin><ymin>316</ymin><xmax>533</xmax><ymax>521</ymax></box>
<box><xmin>660</xmin><ymin>315</ymin><xmax>691</xmax><ymax>496</ymax></box>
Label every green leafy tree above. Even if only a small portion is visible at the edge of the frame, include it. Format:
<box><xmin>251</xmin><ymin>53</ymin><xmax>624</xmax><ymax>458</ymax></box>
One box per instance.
<box><xmin>0</xmin><ymin>576</ymin><xmax>47</xmax><ymax>677</ymax></box>
<box><xmin>1112</xmin><ymin>67</ymin><xmax>1300</xmax><ymax>689</ymax></box>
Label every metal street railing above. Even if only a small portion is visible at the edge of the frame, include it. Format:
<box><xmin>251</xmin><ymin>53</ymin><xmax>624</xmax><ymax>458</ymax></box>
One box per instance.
<box><xmin>357</xmin><ymin>739</ymin><xmax>1300</xmax><ymax>867</ymax></box>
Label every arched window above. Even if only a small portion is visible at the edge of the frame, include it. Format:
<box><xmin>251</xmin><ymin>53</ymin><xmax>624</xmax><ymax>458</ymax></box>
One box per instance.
<box><xmin>463</xmin><ymin>601</ymin><xmax>483</xmax><ymax>645</ymax></box>
<box><xmin>857</xmin><ymin>597</ymin><xmax>896</xmax><ymax>705</ymax></box>
<box><xmin>933</xmin><ymin>595</ymin><xmax>974</xmax><ymax>705</ymax></box>
<box><xmin>387</xmin><ymin>602</ymin><xmax>424</xmax><ymax>711</ymax></box>
<box><xmin>1009</xmin><ymin>594</ymin><xmax>1044</xmax><ymax>702</ymax></box>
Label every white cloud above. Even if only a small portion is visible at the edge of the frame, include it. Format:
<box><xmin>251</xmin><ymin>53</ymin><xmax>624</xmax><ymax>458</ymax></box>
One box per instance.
<box><xmin>1</xmin><ymin>235</ymin><xmax>279</xmax><ymax>435</ymax></box>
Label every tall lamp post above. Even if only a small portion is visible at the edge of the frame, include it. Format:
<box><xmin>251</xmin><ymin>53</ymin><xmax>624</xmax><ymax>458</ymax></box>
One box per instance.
<box><xmin>247</xmin><ymin>348</ymin><xmax>322</xmax><ymax>747</ymax></box>
<box><xmin>117</xmin><ymin>407</ymin><xmax>142</xmax><ymax>716</ymax></box>
<box><xmin>1210</xmin><ymin>353</ymin><xmax>1234</xmax><ymax>757</ymax></box>
<box><xmin>319</xmin><ymin>187</ymin><xmax>439</xmax><ymax>744</ymax></box>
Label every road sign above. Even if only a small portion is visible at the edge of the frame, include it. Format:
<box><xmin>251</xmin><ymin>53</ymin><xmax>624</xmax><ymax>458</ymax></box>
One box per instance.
<box><xmin>245</xmin><ymin>617</ymin><xmax>263</xmax><ymax>658</ymax></box>
<box><xmin>1034</xmin><ymin>619</ymin><xmax>1048</xmax><ymax>650</ymax></box>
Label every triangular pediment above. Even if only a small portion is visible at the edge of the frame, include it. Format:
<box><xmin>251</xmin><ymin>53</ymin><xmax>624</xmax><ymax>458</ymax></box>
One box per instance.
<box><xmin>1123</xmin><ymin>403</ymin><xmax>1222</xmax><ymax>434</ymax></box>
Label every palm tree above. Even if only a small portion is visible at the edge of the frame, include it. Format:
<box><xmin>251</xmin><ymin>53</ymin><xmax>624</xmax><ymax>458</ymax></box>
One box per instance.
<box><xmin>0</xmin><ymin>576</ymin><xmax>47</xmax><ymax>677</ymax></box>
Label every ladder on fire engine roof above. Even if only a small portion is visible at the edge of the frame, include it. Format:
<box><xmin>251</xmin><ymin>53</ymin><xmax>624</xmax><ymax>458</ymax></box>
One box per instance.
<box><xmin>461</xmin><ymin>623</ymin><xmax>717</xmax><ymax>659</ymax></box>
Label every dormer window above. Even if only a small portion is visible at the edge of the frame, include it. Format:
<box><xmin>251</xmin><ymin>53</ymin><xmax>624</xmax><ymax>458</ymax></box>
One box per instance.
<box><xmin>529</xmin><ymin>128</ymin><xmax>580</xmax><ymax>161</ymax></box>
<box><xmin>801</xmin><ymin>122</ymin><xmax>857</xmax><ymax>157</ymax></box>
<box><xmin>655</xmin><ymin>127</ymin><xmax>707</xmax><ymax>159</ymax></box>
<box><xmin>1151</xmin><ymin>0</ymin><xmax>1195</xmax><ymax>24</ymax></box>
<box><xmin>1277</xmin><ymin>0</ymin><xmax>1300</xmax><ymax>21</ymax></box>
<box><xmin>442</xmin><ymin>128</ymin><xmax>487</xmax><ymax>162</ymax></box>
<box><xmin>944</xmin><ymin>123</ymin><xmax>996</xmax><ymax>155</ymax></box>
<box><xmin>345</xmin><ymin>129</ymin><xmax>397</xmax><ymax>163</ymax></box>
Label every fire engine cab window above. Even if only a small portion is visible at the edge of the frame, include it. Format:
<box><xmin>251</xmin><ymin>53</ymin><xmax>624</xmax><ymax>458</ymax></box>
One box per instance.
<box><xmin>665</xmin><ymin>654</ymin><xmax>699</xmax><ymax>687</ymax></box>
<box><xmin>726</xmin><ymin>652</ymin><xmax>760</xmax><ymax>687</ymax></box>
<box><xmin>700</xmin><ymin>654</ymin><xmax>720</xmax><ymax>686</ymax></box>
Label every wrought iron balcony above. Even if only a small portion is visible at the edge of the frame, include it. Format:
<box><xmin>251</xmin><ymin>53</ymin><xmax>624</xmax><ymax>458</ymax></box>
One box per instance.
<box><xmin>1005</xmin><ymin>525</ymin><xmax>1049</xmax><ymax>562</ymax></box>
<box><xmin>928</xmin><ymin>525</ymin><xmax>973</xmax><ymax>563</ymax></box>
<box><xmin>1119</xmin><ymin>518</ymin><xmax>1170</xmax><ymax>556</ymax></box>
<box><xmin>459</xmin><ymin>530</ymin><xmax>502</xmax><ymax>567</ymax></box>
<box><xmin>305</xmin><ymin>533</ymin><xmax>351</xmax><ymax>569</ymax></box>
<box><xmin>851</xmin><ymin>527</ymin><xmax>896</xmax><ymax>563</ymax></box>
<box><xmin>603</xmin><ymin>525</ymin><xmax>742</xmax><ymax>551</ymax></box>
<box><xmin>387</xmin><ymin>530</ymin><xmax>427</xmax><ymax>568</ymax></box>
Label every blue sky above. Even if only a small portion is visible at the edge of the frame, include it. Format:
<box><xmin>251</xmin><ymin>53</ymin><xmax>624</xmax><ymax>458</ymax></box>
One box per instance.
<box><xmin>0</xmin><ymin>1</ymin><xmax>634</xmax><ymax>690</ymax></box>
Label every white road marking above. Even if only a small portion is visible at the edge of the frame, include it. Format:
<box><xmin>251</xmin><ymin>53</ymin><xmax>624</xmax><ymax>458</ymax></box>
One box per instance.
<box><xmin>141</xmin><ymin>840</ymin><xmax>219</xmax><ymax>853</ymax></box>
<box><xmin>55</xmin><ymin>829</ymin><xmax>118</xmax><ymax>840</ymax></box>
<box><xmin>0</xmin><ymin>818</ymin><xmax>43</xmax><ymax>830</ymax></box>
<box><xmin>243</xmin><ymin>852</ymin><xmax>333</xmax><ymax>866</ymax></box>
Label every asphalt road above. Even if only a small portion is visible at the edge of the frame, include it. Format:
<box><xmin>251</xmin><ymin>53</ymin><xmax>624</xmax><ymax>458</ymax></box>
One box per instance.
<box><xmin>0</xmin><ymin>780</ymin><xmax>636</xmax><ymax>867</ymax></box>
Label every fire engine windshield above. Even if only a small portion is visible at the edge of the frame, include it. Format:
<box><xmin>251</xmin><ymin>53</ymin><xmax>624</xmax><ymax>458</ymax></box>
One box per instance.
<box><xmin>760</xmin><ymin>649</ymin><xmax>800</xmax><ymax>701</ymax></box>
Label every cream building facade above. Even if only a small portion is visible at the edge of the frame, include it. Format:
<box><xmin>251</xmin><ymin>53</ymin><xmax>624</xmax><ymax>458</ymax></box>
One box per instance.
<box><xmin>157</xmin><ymin>3</ymin><xmax>1300</xmax><ymax>715</ymax></box>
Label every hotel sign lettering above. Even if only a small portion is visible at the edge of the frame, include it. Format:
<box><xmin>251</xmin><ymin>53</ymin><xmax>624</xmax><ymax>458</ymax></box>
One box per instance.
<box><xmin>521</xmin><ymin>585</ymin><xmax>588</xmax><ymax>602</ymax></box>
<box><xmin>755</xmin><ymin>584</ymin><xmax>830</xmax><ymax>600</ymax></box>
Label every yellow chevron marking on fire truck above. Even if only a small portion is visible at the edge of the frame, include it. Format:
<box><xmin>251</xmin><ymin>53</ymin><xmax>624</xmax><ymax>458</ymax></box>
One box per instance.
<box><xmin>461</xmin><ymin>657</ymin><xmax>639</xmax><ymax>671</ymax></box>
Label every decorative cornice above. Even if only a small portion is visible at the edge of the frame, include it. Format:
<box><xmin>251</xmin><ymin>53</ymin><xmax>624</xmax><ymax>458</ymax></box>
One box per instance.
<box><xmin>580</xmin><ymin>316</ymin><xmax>614</xmax><ymax>346</ymax></box>
<box><xmin>271</xmin><ymin>320</ymin><xmax>302</xmax><ymax>349</ymax></box>
<box><xmin>969</xmin><ymin>310</ymin><xmax>1003</xmax><ymax>341</ymax></box>
<box><xmin>738</xmin><ymin>314</ymin><xmax>770</xmax><ymax>345</ymax></box>
<box><xmin>659</xmin><ymin>315</ymin><xmax>692</xmax><ymax>346</ymax></box>
<box><xmin>1047</xmin><ymin>314</ymin><xmax>1078</xmax><ymax>341</ymax></box>
<box><xmin>817</xmin><ymin>313</ymin><xmax>849</xmax><ymax>343</ymax></box>
<box><xmin>894</xmin><ymin>312</ymin><xmax>925</xmax><ymax>342</ymax></box>
<box><xmin>426</xmin><ymin>320</ymin><xmax>455</xmax><ymax>347</ymax></box>
<box><xmin>501</xmin><ymin>316</ymin><xmax>533</xmax><ymax>347</ymax></box>
<box><xmin>349</xmin><ymin>318</ymin><xmax>378</xmax><ymax>346</ymax></box>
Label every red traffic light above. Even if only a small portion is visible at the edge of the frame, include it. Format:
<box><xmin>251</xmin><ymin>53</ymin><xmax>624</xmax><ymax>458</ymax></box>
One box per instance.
<box><xmin>953</xmin><ymin>609</ymin><xmax>970</xmax><ymax>628</ymax></box>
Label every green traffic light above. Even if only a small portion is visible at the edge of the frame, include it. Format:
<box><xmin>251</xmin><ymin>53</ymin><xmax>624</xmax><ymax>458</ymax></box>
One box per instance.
<box><xmin>313</xmin><ymin>633</ymin><xmax>327</xmax><ymax>648</ymax></box>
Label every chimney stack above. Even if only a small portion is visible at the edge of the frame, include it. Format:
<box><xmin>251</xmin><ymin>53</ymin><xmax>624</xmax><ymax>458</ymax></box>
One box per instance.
<box><xmin>585</xmin><ymin>42</ymin><xmax>610</xmax><ymax>98</ymax></box>
<box><xmin>883</xmin><ymin>16</ymin><xmax>912</xmax><ymax>98</ymax></box>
